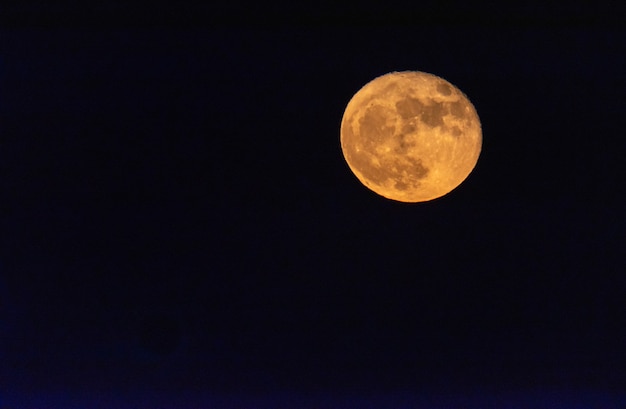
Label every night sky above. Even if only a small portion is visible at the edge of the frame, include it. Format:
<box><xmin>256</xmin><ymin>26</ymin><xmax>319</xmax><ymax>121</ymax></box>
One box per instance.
<box><xmin>1</xmin><ymin>4</ymin><xmax>625</xmax><ymax>408</ymax></box>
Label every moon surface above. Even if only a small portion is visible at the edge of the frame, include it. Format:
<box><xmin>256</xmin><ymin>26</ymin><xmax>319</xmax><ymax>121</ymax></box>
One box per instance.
<box><xmin>340</xmin><ymin>71</ymin><xmax>482</xmax><ymax>202</ymax></box>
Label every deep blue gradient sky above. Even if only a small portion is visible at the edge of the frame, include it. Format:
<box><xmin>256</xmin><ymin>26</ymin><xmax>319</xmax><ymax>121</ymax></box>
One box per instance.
<box><xmin>1</xmin><ymin>3</ymin><xmax>625</xmax><ymax>408</ymax></box>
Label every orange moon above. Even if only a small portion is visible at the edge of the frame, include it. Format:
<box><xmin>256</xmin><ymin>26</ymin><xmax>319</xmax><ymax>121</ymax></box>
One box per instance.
<box><xmin>340</xmin><ymin>71</ymin><xmax>482</xmax><ymax>202</ymax></box>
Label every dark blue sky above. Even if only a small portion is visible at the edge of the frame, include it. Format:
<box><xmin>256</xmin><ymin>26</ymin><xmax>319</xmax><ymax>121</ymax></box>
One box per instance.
<box><xmin>1</xmin><ymin>4</ymin><xmax>625</xmax><ymax>407</ymax></box>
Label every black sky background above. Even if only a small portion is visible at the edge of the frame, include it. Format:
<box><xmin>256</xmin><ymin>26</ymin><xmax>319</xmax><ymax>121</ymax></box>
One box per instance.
<box><xmin>1</xmin><ymin>3</ymin><xmax>625</xmax><ymax>407</ymax></box>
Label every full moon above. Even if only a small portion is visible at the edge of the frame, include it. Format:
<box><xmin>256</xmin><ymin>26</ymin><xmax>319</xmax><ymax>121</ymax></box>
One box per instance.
<box><xmin>340</xmin><ymin>71</ymin><xmax>482</xmax><ymax>202</ymax></box>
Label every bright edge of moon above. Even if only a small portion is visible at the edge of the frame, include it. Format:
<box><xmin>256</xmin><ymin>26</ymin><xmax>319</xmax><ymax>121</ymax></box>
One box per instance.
<box><xmin>340</xmin><ymin>71</ymin><xmax>482</xmax><ymax>203</ymax></box>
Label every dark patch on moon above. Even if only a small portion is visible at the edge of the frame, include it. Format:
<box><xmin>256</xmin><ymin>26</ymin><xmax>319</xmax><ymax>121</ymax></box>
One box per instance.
<box><xmin>437</xmin><ymin>83</ymin><xmax>452</xmax><ymax>96</ymax></box>
<box><xmin>395</xmin><ymin>97</ymin><xmax>424</xmax><ymax>119</ymax></box>
<box><xmin>347</xmin><ymin>145</ymin><xmax>429</xmax><ymax>192</ymax></box>
<box><xmin>451</xmin><ymin>126</ymin><xmax>462</xmax><ymax>137</ymax></box>
<box><xmin>420</xmin><ymin>102</ymin><xmax>445</xmax><ymax>127</ymax></box>
<box><xmin>394</xmin><ymin>132</ymin><xmax>416</xmax><ymax>154</ymax></box>
<box><xmin>449</xmin><ymin>100</ymin><xmax>467</xmax><ymax>118</ymax></box>
<box><xmin>359</xmin><ymin>105</ymin><xmax>395</xmax><ymax>143</ymax></box>
<box><xmin>402</xmin><ymin>124</ymin><xmax>416</xmax><ymax>134</ymax></box>
<box><xmin>405</xmin><ymin>157</ymin><xmax>429</xmax><ymax>180</ymax></box>
<box><xmin>396</xmin><ymin>97</ymin><xmax>445</xmax><ymax>127</ymax></box>
<box><xmin>348</xmin><ymin>152</ymin><xmax>387</xmax><ymax>186</ymax></box>
<box><xmin>394</xmin><ymin>180</ymin><xmax>409</xmax><ymax>190</ymax></box>
<box><xmin>393</xmin><ymin>157</ymin><xmax>429</xmax><ymax>191</ymax></box>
